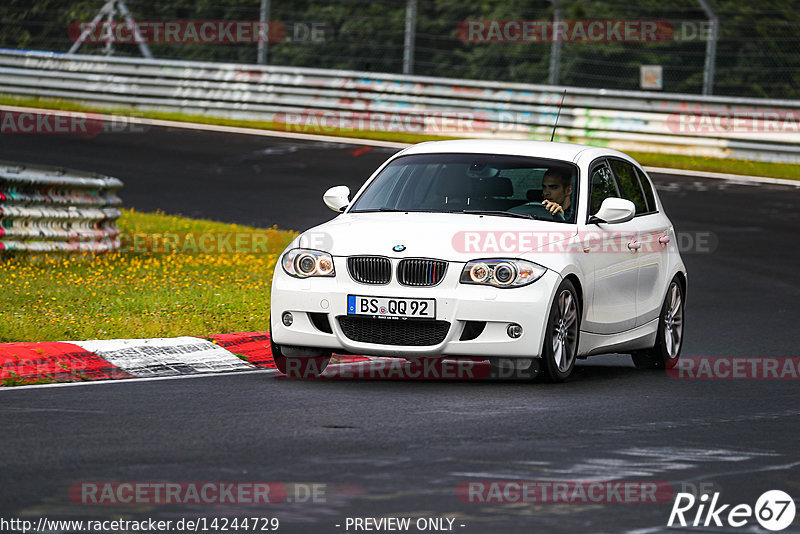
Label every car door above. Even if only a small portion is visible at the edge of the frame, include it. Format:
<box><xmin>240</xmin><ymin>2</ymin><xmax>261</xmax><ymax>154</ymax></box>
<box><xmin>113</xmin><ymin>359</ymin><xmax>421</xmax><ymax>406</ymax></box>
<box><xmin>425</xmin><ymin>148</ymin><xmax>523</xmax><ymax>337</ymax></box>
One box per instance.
<box><xmin>582</xmin><ymin>159</ymin><xmax>640</xmax><ymax>334</ymax></box>
<box><xmin>633</xmin><ymin>165</ymin><xmax>673</xmax><ymax>326</ymax></box>
<box><xmin>606</xmin><ymin>158</ymin><xmax>672</xmax><ymax>328</ymax></box>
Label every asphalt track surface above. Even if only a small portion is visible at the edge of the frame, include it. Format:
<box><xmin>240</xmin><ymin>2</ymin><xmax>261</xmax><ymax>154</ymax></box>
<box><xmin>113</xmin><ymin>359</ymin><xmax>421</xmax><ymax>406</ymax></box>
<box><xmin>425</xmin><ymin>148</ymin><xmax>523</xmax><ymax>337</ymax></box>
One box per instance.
<box><xmin>2</xmin><ymin>126</ymin><xmax>800</xmax><ymax>533</ymax></box>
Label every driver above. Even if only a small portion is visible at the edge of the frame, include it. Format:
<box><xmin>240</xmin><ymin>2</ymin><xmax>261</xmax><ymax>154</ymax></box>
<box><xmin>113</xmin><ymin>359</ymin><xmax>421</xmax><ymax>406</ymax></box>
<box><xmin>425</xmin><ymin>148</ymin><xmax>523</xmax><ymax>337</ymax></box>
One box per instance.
<box><xmin>541</xmin><ymin>169</ymin><xmax>574</xmax><ymax>220</ymax></box>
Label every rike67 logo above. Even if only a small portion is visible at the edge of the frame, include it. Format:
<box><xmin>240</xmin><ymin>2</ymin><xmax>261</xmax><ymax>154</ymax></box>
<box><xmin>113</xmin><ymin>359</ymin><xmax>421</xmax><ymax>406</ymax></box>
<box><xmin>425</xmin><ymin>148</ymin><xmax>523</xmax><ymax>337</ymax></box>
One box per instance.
<box><xmin>669</xmin><ymin>490</ymin><xmax>796</xmax><ymax>531</ymax></box>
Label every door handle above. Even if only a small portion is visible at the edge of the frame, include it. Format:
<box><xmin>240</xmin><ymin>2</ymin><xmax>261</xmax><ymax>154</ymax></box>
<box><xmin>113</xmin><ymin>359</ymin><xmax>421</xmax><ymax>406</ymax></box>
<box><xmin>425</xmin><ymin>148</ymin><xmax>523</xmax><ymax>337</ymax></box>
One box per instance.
<box><xmin>658</xmin><ymin>235</ymin><xmax>671</xmax><ymax>246</ymax></box>
<box><xmin>627</xmin><ymin>240</ymin><xmax>641</xmax><ymax>251</ymax></box>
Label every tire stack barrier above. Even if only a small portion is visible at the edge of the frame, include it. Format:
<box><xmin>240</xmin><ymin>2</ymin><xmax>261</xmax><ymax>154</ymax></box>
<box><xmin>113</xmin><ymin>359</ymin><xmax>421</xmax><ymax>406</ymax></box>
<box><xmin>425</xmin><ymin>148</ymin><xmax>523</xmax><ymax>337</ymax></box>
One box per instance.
<box><xmin>0</xmin><ymin>160</ymin><xmax>123</xmax><ymax>252</ymax></box>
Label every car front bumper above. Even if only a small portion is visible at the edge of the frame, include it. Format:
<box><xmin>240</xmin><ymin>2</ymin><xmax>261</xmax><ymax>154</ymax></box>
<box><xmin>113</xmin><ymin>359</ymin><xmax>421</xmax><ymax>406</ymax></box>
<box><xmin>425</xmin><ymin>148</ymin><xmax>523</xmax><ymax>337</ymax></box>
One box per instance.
<box><xmin>270</xmin><ymin>257</ymin><xmax>561</xmax><ymax>359</ymax></box>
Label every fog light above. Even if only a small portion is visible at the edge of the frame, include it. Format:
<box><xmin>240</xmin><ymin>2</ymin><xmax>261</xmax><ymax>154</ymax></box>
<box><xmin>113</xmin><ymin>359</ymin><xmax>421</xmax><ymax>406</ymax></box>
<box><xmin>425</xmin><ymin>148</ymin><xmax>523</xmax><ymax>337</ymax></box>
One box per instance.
<box><xmin>282</xmin><ymin>312</ymin><xmax>294</xmax><ymax>327</ymax></box>
<box><xmin>507</xmin><ymin>324</ymin><xmax>523</xmax><ymax>338</ymax></box>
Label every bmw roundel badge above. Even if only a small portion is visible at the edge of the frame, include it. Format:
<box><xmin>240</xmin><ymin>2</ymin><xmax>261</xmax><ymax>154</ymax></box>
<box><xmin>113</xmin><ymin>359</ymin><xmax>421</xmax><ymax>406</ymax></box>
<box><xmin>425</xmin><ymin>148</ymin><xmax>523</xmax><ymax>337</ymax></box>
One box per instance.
<box><xmin>392</xmin><ymin>244</ymin><xmax>406</xmax><ymax>252</ymax></box>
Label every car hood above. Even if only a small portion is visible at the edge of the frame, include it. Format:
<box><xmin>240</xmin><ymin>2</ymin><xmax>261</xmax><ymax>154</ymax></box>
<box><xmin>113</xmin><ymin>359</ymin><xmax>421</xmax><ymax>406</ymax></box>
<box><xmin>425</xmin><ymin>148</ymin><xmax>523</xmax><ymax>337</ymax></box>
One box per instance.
<box><xmin>293</xmin><ymin>212</ymin><xmax>577</xmax><ymax>263</ymax></box>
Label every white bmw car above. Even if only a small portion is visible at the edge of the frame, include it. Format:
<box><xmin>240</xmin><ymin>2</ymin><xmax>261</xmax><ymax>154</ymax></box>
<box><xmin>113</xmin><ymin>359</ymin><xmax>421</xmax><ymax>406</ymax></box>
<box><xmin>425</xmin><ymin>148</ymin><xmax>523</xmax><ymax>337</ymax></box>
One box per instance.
<box><xmin>270</xmin><ymin>140</ymin><xmax>686</xmax><ymax>381</ymax></box>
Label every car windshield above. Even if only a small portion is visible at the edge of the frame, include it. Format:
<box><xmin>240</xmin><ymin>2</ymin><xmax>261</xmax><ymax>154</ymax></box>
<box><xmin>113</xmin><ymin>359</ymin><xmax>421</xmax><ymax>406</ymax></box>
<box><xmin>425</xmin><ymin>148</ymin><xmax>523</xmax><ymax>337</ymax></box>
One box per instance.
<box><xmin>349</xmin><ymin>153</ymin><xmax>578</xmax><ymax>223</ymax></box>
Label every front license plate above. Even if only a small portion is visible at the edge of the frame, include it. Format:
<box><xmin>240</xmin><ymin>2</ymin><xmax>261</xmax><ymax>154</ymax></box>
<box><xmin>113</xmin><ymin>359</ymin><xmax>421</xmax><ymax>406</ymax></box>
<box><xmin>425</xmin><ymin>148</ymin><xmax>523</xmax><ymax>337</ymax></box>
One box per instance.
<box><xmin>347</xmin><ymin>295</ymin><xmax>436</xmax><ymax>319</ymax></box>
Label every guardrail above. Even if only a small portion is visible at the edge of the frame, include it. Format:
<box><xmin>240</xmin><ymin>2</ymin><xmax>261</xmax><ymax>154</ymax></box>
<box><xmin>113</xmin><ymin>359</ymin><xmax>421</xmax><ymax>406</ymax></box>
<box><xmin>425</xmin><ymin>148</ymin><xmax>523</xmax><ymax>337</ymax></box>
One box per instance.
<box><xmin>1</xmin><ymin>48</ymin><xmax>799</xmax><ymax>163</ymax></box>
<box><xmin>0</xmin><ymin>160</ymin><xmax>123</xmax><ymax>252</ymax></box>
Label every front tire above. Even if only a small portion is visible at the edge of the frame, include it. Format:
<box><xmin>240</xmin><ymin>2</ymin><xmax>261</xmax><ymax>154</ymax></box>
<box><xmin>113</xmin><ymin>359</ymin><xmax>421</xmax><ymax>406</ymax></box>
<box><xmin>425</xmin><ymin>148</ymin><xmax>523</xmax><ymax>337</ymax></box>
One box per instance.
<box><xmin>540</xmin><ymin>279</ymin><xmax>580</xmax><ymax>382</ymax></box>
<box><xmin>489</xmin><ymin>358</ymin><xmax>540</xmax><ymax>380</ymax></box>
<box><xmin>631</xmin><ymin>277</ymin><xmax>684</xmax><ymax>370</ymax></box>
<box><xmin>269</xmin><ymin>323</ymin><xmax>331</xmax><ymax>378</ymax></box>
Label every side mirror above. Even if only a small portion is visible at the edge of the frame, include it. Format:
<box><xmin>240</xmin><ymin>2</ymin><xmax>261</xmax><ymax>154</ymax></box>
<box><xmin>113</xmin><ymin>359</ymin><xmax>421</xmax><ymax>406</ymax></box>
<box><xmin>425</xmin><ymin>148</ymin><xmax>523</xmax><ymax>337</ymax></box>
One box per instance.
<box><xmin>590</xmin><ymin>197</ymin><xmax>635</xmax><ymax>224</ymax></box>
<box><xmin>323</xmin><ymin>185</ymin><xmax>350</xmax><ymax>212</ymax></box>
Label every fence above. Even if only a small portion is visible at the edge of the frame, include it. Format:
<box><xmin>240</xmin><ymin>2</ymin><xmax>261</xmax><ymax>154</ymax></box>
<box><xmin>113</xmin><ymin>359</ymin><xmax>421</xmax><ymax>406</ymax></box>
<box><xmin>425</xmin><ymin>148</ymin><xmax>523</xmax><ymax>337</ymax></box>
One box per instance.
<box><xmin>3</xmin><ymin>0</ymin><xmax>800</xmax><ymax>99</ymax></box>
<box><xmin>0</xmin><ymin>159</ymin><xmax>123</xmax><ymax>252</ymax></box>
<box><xmin>1</xmin><ymin>48</ymin><xmax>799</xmax><ymax>164</ymax></box>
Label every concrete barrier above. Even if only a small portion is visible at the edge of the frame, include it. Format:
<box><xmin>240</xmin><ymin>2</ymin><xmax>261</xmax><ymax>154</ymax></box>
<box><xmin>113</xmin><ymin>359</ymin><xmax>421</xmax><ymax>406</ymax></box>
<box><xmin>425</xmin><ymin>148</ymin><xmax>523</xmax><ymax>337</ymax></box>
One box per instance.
<box><xmin>1</xmin><ymin>48</ymin><xmax>799</xmax><ymax>163</ymax></box>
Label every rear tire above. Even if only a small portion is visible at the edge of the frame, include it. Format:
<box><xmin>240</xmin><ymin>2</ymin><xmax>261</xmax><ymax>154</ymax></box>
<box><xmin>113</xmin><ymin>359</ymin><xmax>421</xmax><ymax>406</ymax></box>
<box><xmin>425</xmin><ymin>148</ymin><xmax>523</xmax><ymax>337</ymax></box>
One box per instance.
<box><xmin>539</xmin><ymin>279</ymin><xmax>580</xmax><ymax>383</ymax></box>
<box><xmin>631</xmin><ymin>277</ymin><xmax>684</xmax><ymax>370</ymax></box>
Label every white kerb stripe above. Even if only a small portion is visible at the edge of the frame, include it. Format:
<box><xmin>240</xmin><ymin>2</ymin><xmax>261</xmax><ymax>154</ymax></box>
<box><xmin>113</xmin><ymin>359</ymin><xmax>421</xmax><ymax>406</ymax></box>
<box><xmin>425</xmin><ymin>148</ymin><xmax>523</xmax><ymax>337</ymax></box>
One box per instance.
<box><xmin>73</xmin><ymin>337</ymin><xmax>254</xmax><ymax>377</ymax></box>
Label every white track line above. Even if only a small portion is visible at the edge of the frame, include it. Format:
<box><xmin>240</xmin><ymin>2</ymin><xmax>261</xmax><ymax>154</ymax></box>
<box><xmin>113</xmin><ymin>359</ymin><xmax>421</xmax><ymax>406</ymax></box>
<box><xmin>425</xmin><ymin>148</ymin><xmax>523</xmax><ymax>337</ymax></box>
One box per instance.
<box><xmin>0</xmin><ymin>104</ymin><xmax>408</xmax><ymax>148</ymax></box>
<box><xmin>644</xmin><ymin>165</ymin><xmax>800</xmax><ymax>188</ymax></box>
<box><xmin>0</xmin><ymin>368</ymin><xmax>279</xmax><ymax>392</ymax></box>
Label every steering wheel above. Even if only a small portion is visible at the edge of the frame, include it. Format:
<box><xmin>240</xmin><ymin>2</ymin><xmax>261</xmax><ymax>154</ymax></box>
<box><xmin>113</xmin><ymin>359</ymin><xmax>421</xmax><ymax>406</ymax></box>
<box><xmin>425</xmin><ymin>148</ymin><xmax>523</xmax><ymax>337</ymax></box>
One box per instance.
<box><xmin>508</xmin><ymin>202</ymin><xmax>565</xmax><ymax>221</ymax></box>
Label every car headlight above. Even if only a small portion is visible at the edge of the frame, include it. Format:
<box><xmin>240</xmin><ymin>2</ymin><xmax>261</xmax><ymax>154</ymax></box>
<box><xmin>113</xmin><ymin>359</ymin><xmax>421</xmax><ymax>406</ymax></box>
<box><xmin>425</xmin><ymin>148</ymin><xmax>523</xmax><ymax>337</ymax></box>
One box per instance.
<box><xmin>460</xmin><ymin>259</ymin><xmax>546</xmax><ymax>288</ymax></box>
<box><xmin>281</xmin><ymin>249</ymin><xmax>336</xmax><ymax>278</ymax></box>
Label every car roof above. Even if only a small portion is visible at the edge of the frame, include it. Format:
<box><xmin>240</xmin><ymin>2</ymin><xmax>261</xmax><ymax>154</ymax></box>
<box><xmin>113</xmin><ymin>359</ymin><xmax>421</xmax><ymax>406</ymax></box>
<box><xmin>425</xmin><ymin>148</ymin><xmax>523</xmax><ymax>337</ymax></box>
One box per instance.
<box><xmin>400</xmin><ymin>139</ymin><xmax>634</xmax><ymax>165</ymax></box>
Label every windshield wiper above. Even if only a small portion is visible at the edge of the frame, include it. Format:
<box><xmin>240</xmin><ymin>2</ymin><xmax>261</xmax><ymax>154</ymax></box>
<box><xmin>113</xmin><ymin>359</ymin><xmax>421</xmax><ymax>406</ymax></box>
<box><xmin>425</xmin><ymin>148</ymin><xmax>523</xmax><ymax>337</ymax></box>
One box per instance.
<box><xmin>349</xmin><ymin>208</ymin><xmax>406</xmax><ymax>213</ymax></box>
<box><xmin>350</xmin><ymin>208</ymin><xmax>456</xmax><ymax>213</ymax></box>
<box><xmin>461</xmin><ymin>210</ymin><xmax>539</xmax><ymax>220</ymax></box>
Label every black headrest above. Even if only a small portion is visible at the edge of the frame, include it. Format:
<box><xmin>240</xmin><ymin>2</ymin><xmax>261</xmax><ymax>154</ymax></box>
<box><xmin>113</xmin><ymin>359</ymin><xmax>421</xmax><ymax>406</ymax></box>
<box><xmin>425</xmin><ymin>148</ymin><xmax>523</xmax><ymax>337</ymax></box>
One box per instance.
<box><xmin>435</xmin><ymin>165</ymin><xmax>467</xmax><ymax>196</ymax></box>
<box><xmin>526</xmin><ymin>189</ymin><xmax>543</xmax><ymax>202</ymax></box>
<box><xmin>479</xmin><ymin>177</ymin><xmax>513</xmax><ymax>197</ymax></box>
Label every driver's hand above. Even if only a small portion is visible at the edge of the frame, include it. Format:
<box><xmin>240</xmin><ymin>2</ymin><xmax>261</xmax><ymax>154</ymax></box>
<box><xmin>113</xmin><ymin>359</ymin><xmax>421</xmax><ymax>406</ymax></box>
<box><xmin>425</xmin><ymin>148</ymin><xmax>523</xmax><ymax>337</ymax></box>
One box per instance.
<box><xmin>542</xmin><ymin>200</ymin><xmax>564</xmax><ymax>216</ymax></box>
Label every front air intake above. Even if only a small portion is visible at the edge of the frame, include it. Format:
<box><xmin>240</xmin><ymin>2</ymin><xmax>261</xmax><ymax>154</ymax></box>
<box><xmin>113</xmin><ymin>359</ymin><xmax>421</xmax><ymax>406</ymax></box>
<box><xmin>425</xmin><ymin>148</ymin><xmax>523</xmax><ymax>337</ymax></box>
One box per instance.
<box><xmin>338</xmin><ymin>316</ymin><xmax>451</xmax><ymax>346</ymax></box>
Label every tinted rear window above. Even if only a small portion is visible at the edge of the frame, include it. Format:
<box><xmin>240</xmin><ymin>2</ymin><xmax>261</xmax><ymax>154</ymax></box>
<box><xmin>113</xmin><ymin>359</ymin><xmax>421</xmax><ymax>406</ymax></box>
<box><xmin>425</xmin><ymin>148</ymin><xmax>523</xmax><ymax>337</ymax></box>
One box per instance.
<box><xmin>609</xmin><ymin>159</ymin><xmax>647</xmax><ymax>216</ymax></box>
<box><xmin>635</xmin><ymin>166</ymin><xmax>658</xmax><ymax>213</ymax></box>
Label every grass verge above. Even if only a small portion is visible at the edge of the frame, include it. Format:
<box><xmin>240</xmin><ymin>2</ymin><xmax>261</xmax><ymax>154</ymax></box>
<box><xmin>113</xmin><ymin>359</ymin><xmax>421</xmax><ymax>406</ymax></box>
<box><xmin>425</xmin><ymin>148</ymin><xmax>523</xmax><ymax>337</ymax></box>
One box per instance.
<box><xmin>3</xmin><ymin>93</ymin><xmax>799</xmax><ymax>181</ymax></box>
<box><xmin>0</xmin><ymin>209</ymin><xmax>297</xmax><ymax>343</ymax></box>
<box><xmin>627</xmin><ymin>152</ymin><xmax>800</xmax><ymax>181</ymax></box>
<box><xmin>1</xmin><ymin>373</ymin><xmax>66</xmax><ymax>387</ymax></box>
<box><xmin>0</xmin><ymin>94</ymin><xmax>456</xmax><ymax>145</ymax></box>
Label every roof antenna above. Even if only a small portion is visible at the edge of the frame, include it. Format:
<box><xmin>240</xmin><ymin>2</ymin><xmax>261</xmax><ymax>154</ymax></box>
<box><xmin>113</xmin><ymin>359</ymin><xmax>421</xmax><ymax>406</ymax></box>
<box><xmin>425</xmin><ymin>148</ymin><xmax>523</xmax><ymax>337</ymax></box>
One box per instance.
<box><xmin>550</xmin><ymin>89</ymin><xmax>567</xmax><ymax>142</ymax></box>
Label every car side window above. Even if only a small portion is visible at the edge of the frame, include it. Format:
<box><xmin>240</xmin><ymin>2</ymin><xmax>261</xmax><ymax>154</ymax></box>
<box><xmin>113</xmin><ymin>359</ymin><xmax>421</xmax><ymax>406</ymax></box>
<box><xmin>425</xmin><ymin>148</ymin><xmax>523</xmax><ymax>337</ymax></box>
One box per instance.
<box><xmin>589</xmin><ymin>161</ymin><xmax>618</xmax><ymax>215</ymax></box>
<box><xmin>609</xmin><ymin>159</ymin><xmax>647</xmax><ymax>216</ymax></box>
<box><xmin>634</xmin><ymin>166</ymin><xmax>658</xmax><ymax>213</ymax></box>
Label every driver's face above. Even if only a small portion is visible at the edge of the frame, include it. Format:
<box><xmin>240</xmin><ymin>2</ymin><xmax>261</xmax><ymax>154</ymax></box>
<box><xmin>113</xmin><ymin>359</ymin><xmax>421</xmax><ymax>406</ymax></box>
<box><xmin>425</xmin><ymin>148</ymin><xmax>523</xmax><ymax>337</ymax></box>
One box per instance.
<box><xmin>542</xmin><ymin>176</ymin><xmax>571</xmax><ymax>205</ymax></box>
